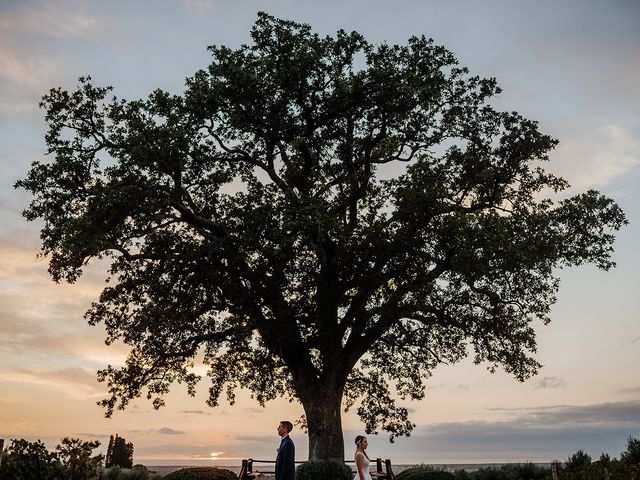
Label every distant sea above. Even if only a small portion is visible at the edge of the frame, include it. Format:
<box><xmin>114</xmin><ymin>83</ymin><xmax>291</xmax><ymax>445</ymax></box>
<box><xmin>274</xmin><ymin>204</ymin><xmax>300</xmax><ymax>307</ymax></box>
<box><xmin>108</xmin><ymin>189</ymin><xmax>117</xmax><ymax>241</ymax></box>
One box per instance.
<box><xmin>145</xmin><ymin>463</ymin><xmax>552</xmax><ymax>475</ymax></box>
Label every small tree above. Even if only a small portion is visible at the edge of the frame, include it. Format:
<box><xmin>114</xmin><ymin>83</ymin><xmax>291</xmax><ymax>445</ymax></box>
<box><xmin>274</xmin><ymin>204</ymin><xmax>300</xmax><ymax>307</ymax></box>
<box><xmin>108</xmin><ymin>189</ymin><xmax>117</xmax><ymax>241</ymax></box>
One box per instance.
<box><xmin>564</xmin><ymin>449</ymin><xmax>592</xmax><ymax>479</ymax></box>
<box><xmin>107</xmin><ymin>434</ymin><xmax>133</xmax><ymax>469</ymax></box>
<box><xmin>621</xmin><ymin>436</ymin><xmax>640</xmax><ymax>480</ymax></box>
<box><xmin>56</xmin><ymin>437</ymin><xmax>102</xmax><ymax>480</ymax></box>
<box><xmin>105</xmin><ymin>434</ymin><xmax>114</xmax><ymax>468</ymax></box>
<box><xmin>0</xmin><ymin>438</ymin><xmax>61</xmax><ymax>480</ymax></box>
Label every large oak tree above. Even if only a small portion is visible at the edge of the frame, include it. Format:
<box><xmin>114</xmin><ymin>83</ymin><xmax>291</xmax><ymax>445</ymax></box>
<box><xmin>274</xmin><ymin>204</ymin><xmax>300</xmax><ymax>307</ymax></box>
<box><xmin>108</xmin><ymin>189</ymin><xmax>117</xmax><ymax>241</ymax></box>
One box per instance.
<box><xmin>17</xmin><ymin>13</ymin><xmax>626</xmax><ymax>460</ymax></box>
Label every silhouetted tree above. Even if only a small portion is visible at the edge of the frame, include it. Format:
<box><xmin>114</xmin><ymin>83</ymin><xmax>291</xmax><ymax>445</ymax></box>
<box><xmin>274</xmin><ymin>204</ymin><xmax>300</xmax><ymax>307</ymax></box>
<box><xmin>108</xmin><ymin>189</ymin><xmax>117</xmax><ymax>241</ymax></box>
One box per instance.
<box><xmin>622</xmin><ymin>436</ymin><xmax>640</xmax><ymax>480</ymax></box>
<box><xmin>17</xmin><ymin>13</ymin><xmax>626</xmax><ymax>459</ymax></box>
<box><xmin>107</xmin><ymin>434</ymin><xmax>133</xmax><ymax>469</ymax></box>
<box><xmin>55</xmin><ymin>437</ymin><xmax>102</xmax><ymax>480</ymax></box>
<box><xmin>0</xmin><ymin>438</ymin><xmax>61</xmax><ymax>480</ymax></box>
<box><xmin>564</xmin><ymin>449</ymin><xmax>592</xmax><ymax>478</ymax></box>
<box><xmin>105</xmin><ymin>434</ymin><xmax>114</xmax><ymax>468</ymax></box>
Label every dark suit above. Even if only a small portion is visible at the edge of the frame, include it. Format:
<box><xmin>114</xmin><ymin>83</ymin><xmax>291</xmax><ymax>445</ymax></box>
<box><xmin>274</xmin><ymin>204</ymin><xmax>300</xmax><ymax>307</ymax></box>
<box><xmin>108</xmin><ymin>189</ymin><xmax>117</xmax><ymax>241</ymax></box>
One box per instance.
<box><xmin>275</xmin><ymin>435</ymin><xmax>295</xmax><ymax>480</ymax></box>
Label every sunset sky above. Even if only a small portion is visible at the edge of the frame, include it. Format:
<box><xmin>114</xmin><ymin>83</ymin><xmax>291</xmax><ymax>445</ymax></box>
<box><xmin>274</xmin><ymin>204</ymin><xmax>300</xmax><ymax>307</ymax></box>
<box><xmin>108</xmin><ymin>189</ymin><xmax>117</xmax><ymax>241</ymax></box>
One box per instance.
<box><xmin>1</xmin><ymin>0</ymin><xmax>639</xmax><ymax>467</ymax></box>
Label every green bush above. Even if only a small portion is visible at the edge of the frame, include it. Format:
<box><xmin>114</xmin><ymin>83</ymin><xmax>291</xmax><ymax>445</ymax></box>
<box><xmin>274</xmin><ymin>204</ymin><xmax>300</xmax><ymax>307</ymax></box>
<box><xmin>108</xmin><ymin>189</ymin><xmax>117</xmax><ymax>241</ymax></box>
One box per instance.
<box><xmin>453</xmin><ymin>470</ymin><xmax>472</xmax><ymax>480</ymax></box>
<box><xmin>104</xmin><ymin>465</ymin><xmax>122</xmax><ymax>479</ymax></box>
<box><xmin>394</xmin><ymin>465</ymin><xmax>455</xmax><ymax>480</ymax></box>
<box><xmin>129</xmin><ymin>464</ymin><xmax>151</xmax><ymax>480</ymax></box>
<box><xmin>296</xmin><ymin>458</ymin><xmax>353</xmax><ymax>480</ymax></box>
<box><xmin>101</xmin><ymin>465</ymin><xmax>164</xmax><ymax>480</ymax></box>
<box><xmin>471</xmin><ymin>463</ymin><xmax>549</xmax><ymax>480</ymax></box>
<box><xmin>162</xmin><ymin>466</ymin><xmax>238</xmax><ymax>480</ymax></box>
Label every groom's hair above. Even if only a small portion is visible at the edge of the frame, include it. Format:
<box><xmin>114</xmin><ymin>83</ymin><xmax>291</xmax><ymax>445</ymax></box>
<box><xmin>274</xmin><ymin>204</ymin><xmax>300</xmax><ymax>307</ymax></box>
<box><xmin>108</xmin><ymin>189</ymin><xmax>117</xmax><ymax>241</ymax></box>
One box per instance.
<box><xmin>280</xmin><ymin>421</ymin><xmax>293</xmax><ymax>433</ymax></box>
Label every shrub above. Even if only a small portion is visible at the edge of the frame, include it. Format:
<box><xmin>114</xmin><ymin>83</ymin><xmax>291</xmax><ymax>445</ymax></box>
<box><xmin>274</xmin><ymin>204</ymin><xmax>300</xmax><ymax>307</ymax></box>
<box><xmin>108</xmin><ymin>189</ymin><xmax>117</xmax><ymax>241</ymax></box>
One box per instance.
<box><xmin>471</xmin><ymin>463</ymin><xmax>549</xmax><ymax>480</ymax></box>
<box><xmin>296</xmin><ymin>458</ymin><xmax>353</xmax><ymax>480</ymax></box>
<box><xmin>395</xmin><ymin>465</ymin><xmax>455</xmax><ymax>480</ymax></box>
<box><xmin>104</xmin><ymin>465</ymin><xmax>122</xmax><ymax>480</ymax></box>
<box><xmin>622</xmin><ymin>436</ymin><xmax>640</xmax><ymax>467</ymax></box>
<box><xmin>56</xmin><ymin>437</ymin><xmax>102</xmax><ymax>480</ymax></box>
<box><xmin>129</xmin><ymin>464</ymin><xmax>151</xmax><ymax>480</ymax></box>
<box><xmin>162</xmin><ymin>466</ymin><xmax>238</xmax><ymax>480</ymax></box>
<box><xmin>100</xmin><ymin>465</ymin><xmax>166</xmax><ymax>480</ymax></box>
<box><xmin>453</xmin><ymin>470</ymin><xmax>471</xmax><ymax>480</ymax></box>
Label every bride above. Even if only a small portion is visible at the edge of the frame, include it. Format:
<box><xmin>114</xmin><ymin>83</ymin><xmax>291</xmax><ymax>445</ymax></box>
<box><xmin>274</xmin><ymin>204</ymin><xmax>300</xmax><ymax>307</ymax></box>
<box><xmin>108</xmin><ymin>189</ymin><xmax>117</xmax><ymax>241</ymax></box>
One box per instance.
<box><xmin>353</xmin><ymin>435</ymin><xmax>372</xmax><ymax>480</ymax></box>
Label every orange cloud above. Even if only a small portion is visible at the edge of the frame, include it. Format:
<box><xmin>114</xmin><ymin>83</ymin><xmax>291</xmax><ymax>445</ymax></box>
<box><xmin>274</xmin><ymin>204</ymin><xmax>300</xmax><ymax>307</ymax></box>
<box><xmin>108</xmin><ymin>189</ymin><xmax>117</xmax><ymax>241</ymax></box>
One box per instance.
<box><xmin>0</xmin><ymin>366</ymin><xmax>103</xmax><ymax>398</ymax></box>
<box><xmin>0</xmin><ymin>5</ymin><xmax>101</xmax><ymax>40</ymax></box>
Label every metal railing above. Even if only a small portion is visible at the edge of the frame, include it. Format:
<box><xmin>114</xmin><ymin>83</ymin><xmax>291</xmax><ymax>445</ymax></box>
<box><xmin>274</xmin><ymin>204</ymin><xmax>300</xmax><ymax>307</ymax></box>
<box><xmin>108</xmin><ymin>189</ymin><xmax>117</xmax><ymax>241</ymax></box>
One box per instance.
<box><xmin>239</xmin><ymin>457</ymin><xmax>394</xmax><ymax>480</ymax></box>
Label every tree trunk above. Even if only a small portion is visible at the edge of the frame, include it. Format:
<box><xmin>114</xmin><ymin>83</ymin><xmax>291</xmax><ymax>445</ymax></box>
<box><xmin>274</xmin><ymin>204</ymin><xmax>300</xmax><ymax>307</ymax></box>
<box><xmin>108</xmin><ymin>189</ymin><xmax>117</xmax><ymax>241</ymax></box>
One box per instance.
<box><xmin>301</xmin><ymin>386</ymin><xmax>345</xmax><ymax>460</ymax></box>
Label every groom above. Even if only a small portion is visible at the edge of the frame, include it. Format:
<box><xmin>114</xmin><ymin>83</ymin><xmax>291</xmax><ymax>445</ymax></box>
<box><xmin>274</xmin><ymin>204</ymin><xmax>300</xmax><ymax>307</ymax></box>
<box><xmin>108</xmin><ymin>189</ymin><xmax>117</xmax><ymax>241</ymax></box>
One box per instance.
<box><xmin>275</xmin><ymin>420</ymin><xmax>295</xmax><ymax>480</ymax></box>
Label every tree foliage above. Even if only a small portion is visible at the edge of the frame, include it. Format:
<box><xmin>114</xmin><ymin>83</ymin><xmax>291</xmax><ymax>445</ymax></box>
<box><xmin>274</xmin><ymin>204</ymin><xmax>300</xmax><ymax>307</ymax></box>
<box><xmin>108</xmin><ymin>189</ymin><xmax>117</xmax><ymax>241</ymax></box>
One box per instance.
<box><xmin>296</xmin><ymin>459</ymin><xmax>353</xmax><ymax>480</ymax></box>
<box><xmin>162</xmin><ymin>467</ymin><xmax>238</xmax><ymax>480</ymax></box>
<box><xmin>395</xmin><ymin>465</ymin><xmax>455</xmax><ymax>480</ymax></box>
<box><xmin>0</xmin><ymin>438</ymin><xmax>61</xmax><ymax>480</ymax></box>
<box><xmin>564</xmin><ymin>449</ymin><xmax>592</xmax><ymax>473</ymax></box>
<box><xmin>105</xmin><ymin>434</ymin><xmax>134</xmax><ymax>469</ymax></box>
<box><xmin>57</xmin><ymin>437</ymin><xmax>103</xmax><ymax>480</ymax></box>
<box><xmin>17</xmin><ymin>12</ymin><xmax>626</xmax><ymax>458</ymax></box>
<box><xmin>0</xmin><ymin>437</ymin><xmax>101</xmax><ymax>480</ymax></box>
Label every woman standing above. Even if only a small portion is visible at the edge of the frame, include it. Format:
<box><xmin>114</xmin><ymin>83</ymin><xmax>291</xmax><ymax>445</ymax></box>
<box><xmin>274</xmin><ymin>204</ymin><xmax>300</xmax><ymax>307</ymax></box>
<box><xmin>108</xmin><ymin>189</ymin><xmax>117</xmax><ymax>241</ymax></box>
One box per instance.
<box><xmin>354</xmin><ymin>435</ymin><xmax>372</xmax><ymax>480</ymax></box>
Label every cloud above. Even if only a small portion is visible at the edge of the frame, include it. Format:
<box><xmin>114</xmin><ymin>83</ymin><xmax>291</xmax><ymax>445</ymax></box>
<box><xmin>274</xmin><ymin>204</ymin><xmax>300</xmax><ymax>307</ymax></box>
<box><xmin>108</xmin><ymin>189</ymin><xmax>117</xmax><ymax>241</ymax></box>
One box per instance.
<box><xmin>0</xmin><ymin>238</ymin><xmax>127</xmax><ymax>368</ymax></box>
<box><xmin>182</xmin><ymin>0</ymin><xmax>216</xmax><ymax>13</ymax></box>
<box><xmin>180</xmin><ymin>410</ymin><xmax>212</xmax><ymax>416</ymax></box>
<box><xmin>485</xmin><ymin>401</ymin><xmax>640</xmax><ymax>427</ymax></box>
<box><xmin>0</xmin><ymin>366</ymin><xmax>103</xmax><ymax>398</ymax></box>
<box><xmin>553</xmin><ymin>122</ymin><xmax>640</xmax><ymax>190</ymax></box>
<box><xmin>76</xmin><ymin>432</ymin><xmax>111</xmax><ymax>439</ymax></box>
<box><xmin>0</xmin><ymin>4</ymin><xmax>102</xmax><ymax>118</ymax></box>
<box><xmin>0</xmin><ymin>5</ymin><xmax>102</xmax><ymax>40</ymax></box>
<box><xmin>620</xmin><ymin>386</ymin><xmax>640</xmax><ymax>394</ymax></box>
<box><xmin>157</xmin><ymin>427</ymin><xmax>186</xmax><ymax>435</ymax></box>
<box><xmin>534</xmin><ymin>376</ymin><xmax>566</xmax><ymax>389</ymax></box>
<box><xmin>516</xmin><ymin>402</ymin><xmax>640</xmax><ymax>427</ymax></box>
<box><xmin>243</xmin><ymin>407</ymin><xmax>265</xmax><ymax>416</ymax></box>
<box><xmin>129</xmin><ymin>427</ymin><xmax>186</xmax><ymax>435</ymax></box>
<box><xmin>0</xmin><ymin>45</ymin><xmax>57</xmax><ymax>101</ymax></box>
<box><xmin>133</xmin><ymin>442</ymin><xmax>230</xmax><ymax>461</ymax></box>
<box><xmin>376</xmin><ymin>401</ymin><xmax>640</xmax><ymax>463</ymax></box>
<box><xmin>235</xmin><ymin>435</ymin><xmax>273</xmax><ymax>443</ymax></box>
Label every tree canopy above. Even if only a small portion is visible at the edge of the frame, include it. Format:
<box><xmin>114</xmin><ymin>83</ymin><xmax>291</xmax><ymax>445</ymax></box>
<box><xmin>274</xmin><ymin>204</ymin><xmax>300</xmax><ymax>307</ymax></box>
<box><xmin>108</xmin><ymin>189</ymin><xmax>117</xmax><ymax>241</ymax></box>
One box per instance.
<box><xmin>0</xmin><ymin>437</ymin><xmax>101</xmax><ymax>480</ymax></box>
<box><xmin>17</xmin><ymin>13</ymin><xmax>626</xmax><ymax>459</ymax></box>
<box><xmin>105</xmin><ymin>434</ymin><xmax>133</xmax><ymax>469</ymax></box>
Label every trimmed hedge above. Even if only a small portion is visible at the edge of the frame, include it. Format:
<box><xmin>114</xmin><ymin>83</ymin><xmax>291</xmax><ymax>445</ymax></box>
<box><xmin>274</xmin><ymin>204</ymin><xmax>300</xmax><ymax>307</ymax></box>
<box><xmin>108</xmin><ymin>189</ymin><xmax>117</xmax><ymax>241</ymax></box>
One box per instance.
<box><xmin>162</xmin><ymin>467</ymin><xmax>238</xmax><ymax>480</ymax></box>
<box><xmin>395</xmin><ymin>466</ymin><xmax>455</xmax><ymax>480</ymax></box>
<box><xmin>296</xmin><ymin>458</ymin><xmax>354</xmax><ymax>480</ymax></box>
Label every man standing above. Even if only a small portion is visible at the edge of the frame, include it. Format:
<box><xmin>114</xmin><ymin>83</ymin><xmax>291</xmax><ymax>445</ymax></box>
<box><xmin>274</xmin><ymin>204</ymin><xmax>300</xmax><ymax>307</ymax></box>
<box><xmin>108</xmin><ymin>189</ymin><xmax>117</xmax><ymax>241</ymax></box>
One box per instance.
<box><xmin>275</xmin><ymin>421</ymin><xmax>295</xmax><ymax>480</ymax></box>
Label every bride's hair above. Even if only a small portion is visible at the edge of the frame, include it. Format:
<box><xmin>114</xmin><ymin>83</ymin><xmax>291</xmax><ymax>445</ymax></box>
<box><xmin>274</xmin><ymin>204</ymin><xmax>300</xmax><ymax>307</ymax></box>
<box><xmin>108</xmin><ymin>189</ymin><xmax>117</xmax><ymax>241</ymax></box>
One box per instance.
<box><xmin>354</xmin><ymin>435</ymin><xmax>370</xmax><ymax>460</ymax></box>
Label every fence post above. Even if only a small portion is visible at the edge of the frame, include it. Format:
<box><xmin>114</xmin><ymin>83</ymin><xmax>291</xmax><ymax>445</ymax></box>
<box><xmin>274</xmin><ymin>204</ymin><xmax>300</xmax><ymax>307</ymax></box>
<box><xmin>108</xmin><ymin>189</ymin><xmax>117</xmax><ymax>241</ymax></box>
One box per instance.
<box><xmin>604</xmin><ymin>466</ymin><xmax>609</xmax><ymax>480</ymax></box>
<box><xmin>240</xmin><ymin>459</ymin><xmax>248</xmax><ymax>480</ymax></box>
<box><xmin>0</xmin><ymin>439</ymin><xmax>4</xmax><ymax>467</ymax></box>
<box><xmin>385</xmin><ymin>459</ymin><xmax>395</xmax><ymax>479</ymax></box>
<box><xmin>376</xmin><ymin>458</ymin><xmax>383</xmax><ymax>473</ymax></box>
<box><xmin>551</xmin><ymin>461</ymin><xmax>558</xmax><ymax>480</ymax></box>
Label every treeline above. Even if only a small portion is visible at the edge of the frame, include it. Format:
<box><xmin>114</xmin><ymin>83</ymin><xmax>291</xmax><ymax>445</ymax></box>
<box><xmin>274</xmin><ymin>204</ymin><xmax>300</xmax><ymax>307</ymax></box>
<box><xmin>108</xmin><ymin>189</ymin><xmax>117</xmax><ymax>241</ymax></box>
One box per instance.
<box><xmin>0</xmin><ymin>434</ymin><xmax>136</xmax><ymax>480</ymax></box>
<box><xmin>0</xmin><ymin>437</ymin><xmax>101</xmax><ymax>480</ymax></box>
<box><xmin>397</xmin><ymin>436</ymin><xmax>640</xmax><ymax>480</ymax></box>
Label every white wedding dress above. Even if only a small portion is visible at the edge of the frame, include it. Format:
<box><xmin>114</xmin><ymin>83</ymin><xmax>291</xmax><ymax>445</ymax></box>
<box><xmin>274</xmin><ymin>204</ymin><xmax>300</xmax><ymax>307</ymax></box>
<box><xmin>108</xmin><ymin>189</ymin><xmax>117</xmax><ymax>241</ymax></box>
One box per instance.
<box><xmin>353</xmin><ymin>451</ymin><xmax>373</xmax><ymax>480</ymax></box>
